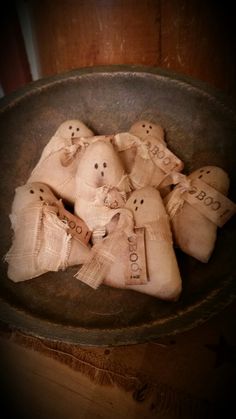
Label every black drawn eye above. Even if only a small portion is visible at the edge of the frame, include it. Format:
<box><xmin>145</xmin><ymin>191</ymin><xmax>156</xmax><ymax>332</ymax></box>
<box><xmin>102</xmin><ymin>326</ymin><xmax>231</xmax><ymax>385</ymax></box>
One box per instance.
<box><xmin>142</xmin><ymin>124</ymin><xmax>145</xmax><ymax>128</ymax></box>
<box><xmin>39</xmin><ymin>188</ymin><xmax>44</xmax><ymax>193</ymax></box>
<box><xmin>149</xmin><ymin>125</ymin><xmax>152</xmax><ymax>129</ymax></box>
<box><xmin>206</xmin><ymin>170</ymin><xmax>211</xmax><ymax>174</ymax></box>
<box><xmin>69</xmin><ymin>126</ymin><xmax>72</xmax><ymax>129</ymax></box>
<box><xmin>30</xmin><ymin>189</ymin><xmax>34</xmax><ymax>194</ymax></box>
<box><xmin>103</xmin><ymin>162</ymin><xmax>107</xmax><ymax>168</ymax></box>
<box><xmin>76</xmin><ymin>127</ymin><xmax>80</xmax><ymax>131</ymax></box>
<box><xmin>94</xmin><ymin>163</ymin><xmax>98</xmax><ymax>169</ymax></box>
<box><xmin>140</xmin><ymin>199</ymin><xmax>144</xmax><ymax>204</ymax></box>
<box><xmin>133</xmin><ymin>199</ymin><xmax>137</xmax><ymax>204</ymax></box>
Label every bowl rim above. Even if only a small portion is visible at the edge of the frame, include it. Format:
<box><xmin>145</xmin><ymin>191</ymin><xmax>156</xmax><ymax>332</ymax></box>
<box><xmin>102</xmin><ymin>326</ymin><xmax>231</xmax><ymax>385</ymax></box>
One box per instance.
<box><xmin>0</xmin><ymin>65</ymin><xmax>235</xmax><ymax>117</ymax></box>
<box><xmin>0</xmin><ymin>65</ymin><xmax>235</xmax><ymax>346</ymax></box>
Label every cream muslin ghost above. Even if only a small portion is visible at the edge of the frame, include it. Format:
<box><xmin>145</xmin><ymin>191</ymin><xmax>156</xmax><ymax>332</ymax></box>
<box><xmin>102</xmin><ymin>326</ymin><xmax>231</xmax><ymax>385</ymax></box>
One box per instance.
<box><xmin>128</xmin><ymin>121</ymin><xmax>183</xmax><ymax>191</ymax></box>
<box><xmin>165</xmin><ymin>166</ymin><xmax>230</xmax><ymax>263</ymax></box>
<box><xmin>5</xmin><ymin>182</ymin><xmax>90</xmax><ymax>282</ymax></box>
<box><xmin>104</xmin><ymin>186</ymin><xmax>182</xmax><ymax>301</ymax></box>
<box><xmin>114</xmin><ymin>120</ymin><xmax>183</xmax><ymax>194</ymax></box>
<box><xmin>115</xmin><ymin>119</ymin><xmax>166</xmax><ymax>175</ymax></box>
<box><xmin>28</xmin><ymin>120</ymin><xmax>94</xmax><ymax>203</ymax></box>
<box><xmin>74</xmin><ymin>138</ymin><xmax>131</xmax><ymax>242</ymax></box>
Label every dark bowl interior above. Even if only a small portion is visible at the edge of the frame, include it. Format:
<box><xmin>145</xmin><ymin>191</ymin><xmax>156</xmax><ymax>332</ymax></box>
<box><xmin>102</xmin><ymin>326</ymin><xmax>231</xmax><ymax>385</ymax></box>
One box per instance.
<box><xmin>0</xmin><ymin>66</ymin><xmax>235</xmax><ymax>346</ymax></box>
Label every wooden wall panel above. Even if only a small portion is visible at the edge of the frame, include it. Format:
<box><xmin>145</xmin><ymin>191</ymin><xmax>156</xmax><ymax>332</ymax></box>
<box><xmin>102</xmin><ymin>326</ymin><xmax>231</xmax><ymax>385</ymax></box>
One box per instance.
<box><xmin>29</xmin><ymin>0</ymin><xmax>236</xmax><ymax>96</ymax></box>
<box><xmin>0</xmin><ymin>4</ymin><xmax>32</xmax><ymax>94</ymax></box>
<box><xmin>30</xmin><ymin>0</ymin><xmax>161</xmax><ymax>76</ymax></box>
<box><xmin>160</xmin><ymin>0</ymin><xmax>236</xmax><ymax>95</ymax></box>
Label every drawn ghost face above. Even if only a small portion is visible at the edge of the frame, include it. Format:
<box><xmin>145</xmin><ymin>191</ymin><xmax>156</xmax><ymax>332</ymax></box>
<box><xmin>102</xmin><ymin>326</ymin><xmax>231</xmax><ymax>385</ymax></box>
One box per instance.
<box><xmin>129</xmin><ymin>120</ymin><xmax>164</xmax><ymax>143</ymax></box>
<box><xmin>55</xmin><ymin>120</ymin><xmax>93</xmax><ymax>140</ymax></box>
<box><xmin>189</xmin><ymin>166</ymin><xmax>229</xmax><ymax>195</ymax></box>
<box><xmin>126</xmin><ymin>187</ymin><xmax>165</xmax><ymax>226</ymax></box>
<box><xmin>76</xmin><ymin>140</ymin><xmax>125</xmax><ymax>188</ymax></box>
<box><xmin>12</xmin><ymin>182</ymin><xmax>58</xmax><ymax>214</ymax></box>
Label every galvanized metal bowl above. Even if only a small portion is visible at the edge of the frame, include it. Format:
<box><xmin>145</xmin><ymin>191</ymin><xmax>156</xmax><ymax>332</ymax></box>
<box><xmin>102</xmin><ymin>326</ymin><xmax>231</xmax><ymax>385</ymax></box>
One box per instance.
<box><xmin>0</xmin><ymin>66</ymin><xmax>235</xmax><ymax>346</ymax></box>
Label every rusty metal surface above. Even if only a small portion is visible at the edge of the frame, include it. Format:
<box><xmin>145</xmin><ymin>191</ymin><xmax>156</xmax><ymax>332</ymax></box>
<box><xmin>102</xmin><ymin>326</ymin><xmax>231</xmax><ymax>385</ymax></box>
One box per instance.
<box><xmin>0</xmin><ymin>66</ymin><xmax>235</xmax><ymax>346</ymax></box>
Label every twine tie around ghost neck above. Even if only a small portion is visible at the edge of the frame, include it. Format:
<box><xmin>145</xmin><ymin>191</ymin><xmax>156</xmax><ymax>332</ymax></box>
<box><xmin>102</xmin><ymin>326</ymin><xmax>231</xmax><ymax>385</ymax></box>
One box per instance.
<box><xmin>75</xmin><ymin>208</ymin><xmax>135</xmax><ymax>289</ymax></box>
<box><xmin>76</xmin><ymin>170</ymin><xmax>131</xmax><ymax>203</ymax></box>
<box><xmin>164</xmin><ymin>174</ymin><xmax>192</xmax><ymax>219</ymax></box>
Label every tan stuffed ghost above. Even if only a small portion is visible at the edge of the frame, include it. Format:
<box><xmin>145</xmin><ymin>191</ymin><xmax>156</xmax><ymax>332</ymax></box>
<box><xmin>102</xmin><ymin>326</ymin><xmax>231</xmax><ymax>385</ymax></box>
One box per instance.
<box><xmin>115</xmin><ymin>120</ymin><xmax>166</xmax><ymax>175</ymax></box>
<box><xmin>165</xmin><ymin>166</ymin><xmax>234</xmax><ymax>262</ymax></box>
<box><xmin>128</xmin><ymin>121</ymin><xmax>183</xmax><ymax>191</ymax></box>
<box><xmin>129</xmin><ymin>120</ymin><xmax>166</xmax><ymax>145</ymax></box>
<box><xmin>114</xmin><ymin>120</ymin><xmax>183</xmax><ymax>194</ymax></box>
<box><xmin>28</xmin><ymin>120</ymin><xmax>94</xmax><ymax>203</ymax></box>
<box><xmin>74</xmin><ymin>138</ymin><xmax>131</xmax><ymax>241</ymax></box>
<box><xmin>5</xmin><ymin>182</ymin><xmax>91</xmax><ymax>282</ymax></box>
<box><xmin>104</xmin><ymin>186</ymin><xmax>182</xmax><ymax>301</ymax></box>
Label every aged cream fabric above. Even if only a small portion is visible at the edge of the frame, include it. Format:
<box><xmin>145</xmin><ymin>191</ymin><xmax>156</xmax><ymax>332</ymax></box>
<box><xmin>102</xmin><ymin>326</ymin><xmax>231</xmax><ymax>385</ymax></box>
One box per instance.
<box><xmin>116</xmin><ymin>120</ymin><xmax>166</xmax><ymax>177</ymax></box>
<box><xmin>113</xmin><ymin>120</ymin><xmax>183</xmax><ymax>193</ymax></box>
<box><xmin>75</xmin><ymin>207</ymin><xmax>134</xmax><ymax>289</ymax></box>
<box><xmin>74</xmin><ymin>139</ymin><xmax>131</xmax><ymax>241</ymax></box>
<box><xmin>28</xmin><ymin>120</ymin><xmax>94</xmax><ymax>203</ymax></box>
<box><xmin>129</xmin><ymin>120</ymin><xmax>166</xmax><ymax>145</ymax></box>
<box><xmin>6</xmin><ymin>182</ymin><xmax>91</xmax><ymax>282</ymax></box>
<box><xmin>104</xmin><ymin>187</ymin><xmax>182</xmax><ymax>301</ymax></box>
<box><xmin>165</xmin><ymin>166</ymin><xmax>230</xmax><ymax>262</ymax></box>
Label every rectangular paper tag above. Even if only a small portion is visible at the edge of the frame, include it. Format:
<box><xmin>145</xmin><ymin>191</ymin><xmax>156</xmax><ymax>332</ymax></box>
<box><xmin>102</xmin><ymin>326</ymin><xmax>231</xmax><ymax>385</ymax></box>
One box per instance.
<box><xmin>125</xmin><ymin>227</ymin><xmax>148</xmax><ymax>285</ymax></box>
<box><xmin>57</xmin><ymin>206</ymin><xmax>92</xmax><ymax>245</ymax></box>
<box><xmin>184</xmin><ymin>179</ymin><xmax>236</xmax><ymax>227</ymax></box>
<box><xmin>145</xmin><ymin>137</ymin><xmax>183</xmax><ymax>173</ymax></box>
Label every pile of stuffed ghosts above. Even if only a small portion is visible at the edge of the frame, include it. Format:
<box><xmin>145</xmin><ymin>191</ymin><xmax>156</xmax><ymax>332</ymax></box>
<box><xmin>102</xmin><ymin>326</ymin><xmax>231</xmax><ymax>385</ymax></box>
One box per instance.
<box><xmin>5</xmin><ymin>119</ymin><xmax>236</xmax><ymax>302</ymax></box>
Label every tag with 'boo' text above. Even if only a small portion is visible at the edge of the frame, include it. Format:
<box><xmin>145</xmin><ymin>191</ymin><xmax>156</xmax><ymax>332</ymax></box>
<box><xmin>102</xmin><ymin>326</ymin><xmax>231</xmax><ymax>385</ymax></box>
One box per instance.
<box><xmin>184</xmin><ymin>178</ymin><xmax>236</xmax><ymax>227</ymax></box>
<box><xmin>145</xmin><ymin>138</ymin><xmax>184</xmax><ymax>174</ymax></box>
<box><xmin>125</xmin><ymin>227</ymin><xmax>148</xmax><ymax>286</ymax></box>
<box><xmin>57</xmin><ymin>206</ymin><xmax>92</xmax><ymax>245</ymax></box>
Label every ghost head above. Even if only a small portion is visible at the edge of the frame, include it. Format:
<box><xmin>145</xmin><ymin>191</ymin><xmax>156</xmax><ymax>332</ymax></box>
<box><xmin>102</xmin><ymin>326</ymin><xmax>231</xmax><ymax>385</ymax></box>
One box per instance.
<box><xmin>76</xmin><ymin>140</ymin><xmax>125</xmax><ymax>188</ymax></box>
<box><xmin>12</xmin><ymin>182</ymin><xmax>58</xmax><ymax>215</ymax></box>
<box><xmin>126</xmin><ymin>186</ymin><xmax>166</xmax><ymax>226</ymax></box>
<box><xmin>55</xmin><ymin>120</ymin><xmax>93</xmax><ymax>140</ymax></box>
<box><xmin>189</xmin><ymin>166</ymin><xmax>229</xmax><ymax>195</ymax></box>
<box><xmin>129</xmin><ymin>120</ymin><xmax>165</xmax><ymax>144</ymax></box>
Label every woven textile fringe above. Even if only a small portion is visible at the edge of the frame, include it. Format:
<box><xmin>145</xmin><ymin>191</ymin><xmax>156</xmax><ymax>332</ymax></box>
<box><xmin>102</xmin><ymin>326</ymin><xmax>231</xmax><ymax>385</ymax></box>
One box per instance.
<box><xmin>39</xmin><ymin>206</ymin><xmax>72</xmax><ymax>271</ymax></box>
<box><xmin>5</xmin><ymin>204</ymin><xmax>44</xmax><ymax>280</ymax></box>
<box><xmin>75</xmin><ymin>209</ymin><xmax>134</xmax><ymax>288</ymax></box>
<box><xmin>4</xmin><ymin>330</ymin><xmax>214</xmax><ymax>418</ymax></box>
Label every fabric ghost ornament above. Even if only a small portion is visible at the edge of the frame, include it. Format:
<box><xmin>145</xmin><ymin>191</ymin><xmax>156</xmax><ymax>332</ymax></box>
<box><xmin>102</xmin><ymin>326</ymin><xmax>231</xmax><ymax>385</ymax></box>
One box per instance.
<box><xmin>74</xmin><ymin>138</ymin><xmax>131</xmax><ymax>241</ymax></box>
<box><xmin>28</xmin><ymin>120</ymin><xmax>94</xmax><ymax>203</ymax></box>
<box><xmin>129</xmin><ymin>120</ymin><xmax>166</xmax><ymax>145</ymax></box>
<box><xmin>128</xmin><ymin>121</ymin><xmax>183</xmax><ymax>192</ymax></box>
<box><xmin>165</xmin><ymin>166</ymin><xmax>232</xmax><ymax>262</ymax></box>
<box><xmin>5</xmin><ymin>182</ymin><xmax>91</xmax><ymax>282</ymax></box>
<box><xmin>114</xmin><ymin>120</ymin><xmax>183</xmax><ymax>193</ymax></box>
<box><xmin>115</xmin><ymin>120</ymin><xmax>166</xmax><ymax>175</ymax></box>
<box><xmin>104</xmin><ymin>186</ymin><xmax>182</xmax><ymax>301</ymax></box>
